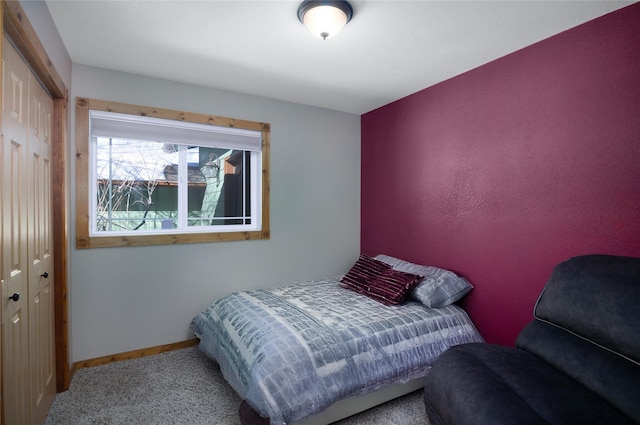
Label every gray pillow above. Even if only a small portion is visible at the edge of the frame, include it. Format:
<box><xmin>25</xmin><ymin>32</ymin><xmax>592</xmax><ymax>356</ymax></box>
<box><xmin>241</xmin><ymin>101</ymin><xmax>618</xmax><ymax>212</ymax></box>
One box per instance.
<box><xmin>375</xmin><ymin>254</ymin><xmax>473</xmax><ymax>308</ymax></box>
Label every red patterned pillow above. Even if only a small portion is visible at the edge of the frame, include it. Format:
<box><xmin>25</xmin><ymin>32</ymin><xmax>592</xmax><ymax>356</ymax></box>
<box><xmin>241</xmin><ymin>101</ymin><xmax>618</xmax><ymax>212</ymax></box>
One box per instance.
<box><xmin>340</xmin><ymin>254</ymin><xmax>391</xmax><ymax>293</ymax></box>
<box><xmin>362</xmin><ymin>268</ymin><xmax>424</xmax><ymax>305</ymax></box>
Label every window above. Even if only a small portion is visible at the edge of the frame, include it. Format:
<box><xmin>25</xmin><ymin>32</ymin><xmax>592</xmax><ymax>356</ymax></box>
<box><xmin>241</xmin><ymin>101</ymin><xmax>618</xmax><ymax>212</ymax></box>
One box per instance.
<box><xmin>76</xmin><ymin>98</ymin><xmax>270</xmax><ymax>248</ymax></box>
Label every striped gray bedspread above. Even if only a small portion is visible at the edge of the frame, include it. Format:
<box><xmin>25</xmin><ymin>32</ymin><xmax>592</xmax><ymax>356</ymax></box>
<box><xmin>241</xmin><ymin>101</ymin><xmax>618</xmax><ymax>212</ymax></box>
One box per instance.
<box><xmin>190</xmin><ymin>277</ymin><xmax>483</xmax><ymax>424</ymax></box>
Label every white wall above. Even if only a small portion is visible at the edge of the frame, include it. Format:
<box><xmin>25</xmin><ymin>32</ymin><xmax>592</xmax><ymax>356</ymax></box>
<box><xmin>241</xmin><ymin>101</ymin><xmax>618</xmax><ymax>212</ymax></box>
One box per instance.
<box><xmin>70</xmin><ymin>65</ymin><xmax>361</xmax><ymax>361</ymax></box>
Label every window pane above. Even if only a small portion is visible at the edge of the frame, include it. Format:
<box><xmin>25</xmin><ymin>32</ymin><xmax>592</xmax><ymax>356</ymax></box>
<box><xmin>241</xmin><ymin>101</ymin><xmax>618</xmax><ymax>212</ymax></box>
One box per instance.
<box><xmin>188</xmin><ymin>148</ymin><xmax>252</xmax><ymax>227</ymax></box>
<box><xmin>95</xmin><ymin>137</ymin><xmax>181</xmax><ymax>232</ymax></box>
<box><xmin>95</xmin><ymin>138</ymin><xmax>255</xmax><ymax>232</ymax></box>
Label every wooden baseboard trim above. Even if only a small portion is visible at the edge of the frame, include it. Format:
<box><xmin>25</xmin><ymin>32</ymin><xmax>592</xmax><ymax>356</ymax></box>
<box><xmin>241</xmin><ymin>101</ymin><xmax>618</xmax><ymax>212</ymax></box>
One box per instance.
<box><xmin>74</xmin><ymin>338</ymin><xmax>199</xmax><ymax>370</ymax></box>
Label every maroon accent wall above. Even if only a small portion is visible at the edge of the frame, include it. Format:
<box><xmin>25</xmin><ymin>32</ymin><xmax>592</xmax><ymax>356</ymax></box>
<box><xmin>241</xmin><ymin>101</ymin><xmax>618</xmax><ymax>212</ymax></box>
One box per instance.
<box><xmin>361</xmin><ymin>3</ymin><xmax>640</xmax><ymax>345</ymax></box>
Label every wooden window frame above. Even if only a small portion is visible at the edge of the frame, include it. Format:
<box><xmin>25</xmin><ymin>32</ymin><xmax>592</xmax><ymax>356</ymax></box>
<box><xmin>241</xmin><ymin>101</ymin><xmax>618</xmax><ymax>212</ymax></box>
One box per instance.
<box><xmin>75</xmin><ymin>97</ymin><xmax>270</xmax><ymax>248</ymax></box>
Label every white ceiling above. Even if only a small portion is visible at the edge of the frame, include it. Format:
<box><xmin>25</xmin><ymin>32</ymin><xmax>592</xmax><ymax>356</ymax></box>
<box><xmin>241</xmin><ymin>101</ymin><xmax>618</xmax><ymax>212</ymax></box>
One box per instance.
<box><xmin>45</xmin><ymin>1</ymin><xmax>634</xmax><ymax>115</ymax></box>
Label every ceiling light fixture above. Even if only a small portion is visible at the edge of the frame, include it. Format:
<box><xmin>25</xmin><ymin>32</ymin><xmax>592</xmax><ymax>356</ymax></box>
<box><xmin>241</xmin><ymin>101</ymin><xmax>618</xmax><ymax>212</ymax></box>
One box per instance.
<box><xmin>297</xmin><ymin>0</ymin><xmax>353</xmax><ymax>40</ymax></box>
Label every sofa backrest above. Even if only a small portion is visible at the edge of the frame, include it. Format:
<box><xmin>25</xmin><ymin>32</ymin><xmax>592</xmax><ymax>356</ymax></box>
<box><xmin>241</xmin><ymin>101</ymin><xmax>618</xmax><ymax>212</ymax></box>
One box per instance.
<box><xmin>516</xmin><ymin>254</ymin><xmax>640</xmax><ymax>423</ymax></box>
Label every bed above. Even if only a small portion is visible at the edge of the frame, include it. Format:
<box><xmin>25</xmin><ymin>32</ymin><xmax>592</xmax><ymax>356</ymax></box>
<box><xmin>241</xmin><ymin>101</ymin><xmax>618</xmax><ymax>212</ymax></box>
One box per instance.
<box><xmin>190</xmin><ymin>254</ymin><xmax>484</xmax><ymax>425</ymax></box>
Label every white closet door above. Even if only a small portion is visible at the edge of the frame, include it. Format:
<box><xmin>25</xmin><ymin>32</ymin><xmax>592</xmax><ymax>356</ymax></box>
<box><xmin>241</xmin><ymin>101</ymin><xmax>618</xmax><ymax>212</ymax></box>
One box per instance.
<box><xmin>27</xmin><ymin>64</ymin><xmax>56</xmax><ymax>425</ymax></box>
<box><xmin>2</xmin><ymin>35</ymin><xmax>56</xmax><ymax>425</ymax></box>
<box><xmin>2</xmin><ymin>35</ymin><xmax>32</xmax><ymax>425</ymax></box>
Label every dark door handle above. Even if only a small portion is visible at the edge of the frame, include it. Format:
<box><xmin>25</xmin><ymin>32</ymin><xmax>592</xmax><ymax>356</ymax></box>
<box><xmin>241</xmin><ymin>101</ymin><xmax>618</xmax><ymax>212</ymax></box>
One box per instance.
<box><xmin>41</xmin><ymin>272</ymin><xmax>49</xmax><ymax>278</ymax></box>
<box><xmin>9</xmin><ymin>293</ymin><xmax>20</xmax><ymax>302</ymax></box>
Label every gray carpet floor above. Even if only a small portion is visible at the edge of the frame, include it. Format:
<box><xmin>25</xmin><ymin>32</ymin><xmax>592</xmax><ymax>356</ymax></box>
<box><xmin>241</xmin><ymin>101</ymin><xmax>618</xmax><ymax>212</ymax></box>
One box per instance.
<box><xmin>45</xmin><ymin>346</ymin><xmax>429</xmax><ymax>425</ymax></box>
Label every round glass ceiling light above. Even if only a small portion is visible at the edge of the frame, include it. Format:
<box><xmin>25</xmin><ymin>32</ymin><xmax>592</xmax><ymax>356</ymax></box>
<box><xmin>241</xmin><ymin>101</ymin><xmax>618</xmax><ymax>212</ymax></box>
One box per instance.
<box><xmin>297</xmin><ymin>1</ymin><xmax>353</xmax><ymax>40</ymax></box>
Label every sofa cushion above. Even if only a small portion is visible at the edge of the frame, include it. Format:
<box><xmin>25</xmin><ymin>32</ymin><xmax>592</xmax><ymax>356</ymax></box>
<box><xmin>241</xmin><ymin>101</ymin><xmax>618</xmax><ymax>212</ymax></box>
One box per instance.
<box><xmin>516</xmin><ymin>320</ymin><xmax>640</xmax><ymax>423</ymax></box>
<box><xmin>423</xmin><ymin>343</ymin><xmax>636</xmax><ymax>425</ymax></box>
<box><xmin>517</xmin><ymin>254</ymin><xmax>640</xmax><ymax>423</ymax></box>
<box><xmin>532</xmin><ymin>254</ymin><xmax>640</xmax><ymax>363</ymax></box>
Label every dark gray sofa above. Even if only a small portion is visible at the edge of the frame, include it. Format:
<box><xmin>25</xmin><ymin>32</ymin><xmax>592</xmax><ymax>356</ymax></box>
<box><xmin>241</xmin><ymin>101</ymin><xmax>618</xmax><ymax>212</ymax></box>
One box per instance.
<box><xmin>423</xmin><ymin>254</ymin><xmax>640</xmax><ymax>425</ymax></box>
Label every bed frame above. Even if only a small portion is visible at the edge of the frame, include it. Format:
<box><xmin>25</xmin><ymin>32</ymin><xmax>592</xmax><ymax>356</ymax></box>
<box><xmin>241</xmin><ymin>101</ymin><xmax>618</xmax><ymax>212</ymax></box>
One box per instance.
<box><xmin>239</xmin><ymin>377</ymin><xmax>424</xmax><ymax>425</ymax></box>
